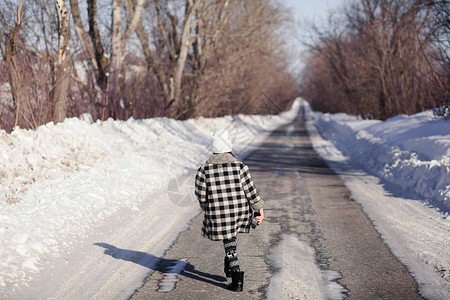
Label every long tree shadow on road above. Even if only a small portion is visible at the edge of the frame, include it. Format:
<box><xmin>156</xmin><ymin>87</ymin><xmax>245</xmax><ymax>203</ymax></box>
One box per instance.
<box><xmin>94</xmin><ymin>243</ymin><xmax>228</xmax><ymax>290</ymax></box>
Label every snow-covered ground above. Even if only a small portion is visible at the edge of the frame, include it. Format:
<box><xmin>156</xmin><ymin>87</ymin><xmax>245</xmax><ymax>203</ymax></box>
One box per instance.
<box><xmin>0</xmin><ymin>102</ymin><xmax>299</xmax><ymax>298</ymax></box>
<box><xmin>303</xmin><ymin>100</ymin><xmax>450</xmax><ymax>299</ymax></box>
<box><xmin>1</xmin><ymin>98</ymin><xmax>449</xmax><ymax>299</ymax></box>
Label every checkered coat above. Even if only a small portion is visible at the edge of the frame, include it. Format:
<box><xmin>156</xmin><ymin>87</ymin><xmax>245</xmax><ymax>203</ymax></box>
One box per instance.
<box><xmin>195</xmin><ymin>153</ymin><xmax>264</xmax><ymax>241</ymax></box>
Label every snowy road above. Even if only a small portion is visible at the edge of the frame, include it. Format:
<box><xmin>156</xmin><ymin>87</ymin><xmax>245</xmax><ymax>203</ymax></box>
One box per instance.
<box><xmin>129</xmin><ymin>114</ymin><xmax>421</xmax><ymax>299</ymax></box>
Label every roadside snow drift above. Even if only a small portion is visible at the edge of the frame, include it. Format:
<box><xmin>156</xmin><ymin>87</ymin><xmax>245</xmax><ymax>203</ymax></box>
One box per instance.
<box><xmin>307</xmin><ymin>107</ymin><xmax>450</xmax><ymax>213</ymax></box>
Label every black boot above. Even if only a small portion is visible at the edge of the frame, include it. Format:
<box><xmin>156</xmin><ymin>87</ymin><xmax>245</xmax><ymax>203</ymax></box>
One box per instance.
<box><xmin>224</xmin><ymin>256</ymin><xmax>231</xmax><ymax>278</ymax></box>
<box><xmin>227</xmin><ymin>271</ymin><xmax>244</xmax><ymax>292</ymax></box>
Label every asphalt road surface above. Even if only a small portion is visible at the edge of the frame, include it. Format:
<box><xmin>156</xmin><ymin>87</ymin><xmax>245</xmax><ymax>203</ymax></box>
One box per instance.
<box><xmin>130</xmin><ymin>114</ymin><xmax>421</xmax><ymax>299</ymax></box>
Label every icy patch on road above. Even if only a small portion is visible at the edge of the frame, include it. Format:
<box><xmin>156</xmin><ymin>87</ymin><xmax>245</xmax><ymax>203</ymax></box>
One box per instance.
<box><xmin>157</xmin><ymin>258</ymin><xmax>188</xmax><ymax>293</ymax></box>
<box><xmin>266</xmin><ymin>234</ymin><xmax>346</xmax><ymax>300</ymax></box>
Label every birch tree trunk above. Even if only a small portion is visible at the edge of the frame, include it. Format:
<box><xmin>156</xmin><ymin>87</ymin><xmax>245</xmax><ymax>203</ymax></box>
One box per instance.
<box><xmin>53</xmin><ymin>0</ymin><xmax>71</xmax><ymax>124</ymax></box>
<box><xmin>109</xmin><ymin>0</ymin><xmax>123</xmax><ymax>118</ymax></box>
<box><xmin>170</xmin><ymin>0</ymin><xmax>198</xmax><ymax>113</ymax></box>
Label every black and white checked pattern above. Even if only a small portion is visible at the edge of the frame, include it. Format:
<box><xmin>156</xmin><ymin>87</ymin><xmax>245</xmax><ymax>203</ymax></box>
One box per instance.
<box><xmin>195</xmin><ymin>160</ymin><xmax>263</xmax><ymax>241</ymax></box>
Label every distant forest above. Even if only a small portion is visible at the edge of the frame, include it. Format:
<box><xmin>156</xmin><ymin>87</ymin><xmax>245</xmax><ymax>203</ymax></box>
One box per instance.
<box><xmin>0</xmin><ymin>0</ymin><xmax>298</xmax><ymax>132</ymax></box>
<box><xmin>300</xmin><ymin>0</ymin><xmax>450</xmax><ymax>120</ymax></box>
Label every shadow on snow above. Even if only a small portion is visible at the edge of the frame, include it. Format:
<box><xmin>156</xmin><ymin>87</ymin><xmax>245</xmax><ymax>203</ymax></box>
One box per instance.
<box><xmin>94</xmin><ymin>242</ymin><xmax>228</xmax><ymax>291</ymax></box>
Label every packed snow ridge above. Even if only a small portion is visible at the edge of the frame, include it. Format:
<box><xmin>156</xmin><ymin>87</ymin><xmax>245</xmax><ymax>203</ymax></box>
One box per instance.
<box><xmin>307</xmin><ymin>105</ymin><xmax>450</xmax><ymax>213</ymax></box>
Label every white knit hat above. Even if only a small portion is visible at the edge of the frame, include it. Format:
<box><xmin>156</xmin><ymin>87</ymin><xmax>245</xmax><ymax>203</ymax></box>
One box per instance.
<box><xmin>212</xmin><ymin>129</ymin><xmax>232</xmax><ymax>153</ymax></box>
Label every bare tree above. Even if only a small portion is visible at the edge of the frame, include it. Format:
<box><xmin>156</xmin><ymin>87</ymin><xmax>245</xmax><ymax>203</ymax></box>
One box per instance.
<box><xmin>417</xmin><ymin>0</ymin><xmax>450</xmax><ymax>104</ymax></box>
<box><xmin>69</xmin><ymin>0</ymin><xmax>109</xmax><ymax>120</ymax></box>
<box><xmin>136</xmin><ymin>0</ymin><xmax>200</xmax><ymax>117</ymax></box>
<box><xmin>69</xmin><ymin>0</ymin><xmax>145</xmax><ymax>119</ymax></box>
<box><xmin>52</xmin><ymin>0</ymin><xmax>71</xmax><ymax>123</ymax></box>
<box><xmin>109</xmin><ymin>0</ymin><xmax>145</xmax><ymax>119</ymax></box>
<box><xmin>191</xmin><ymin>0</ymin><xmax>293</xmax><ymax>115</ymax></box>
<box><xmin>301</xmin><ymin>0</ymin><xmax>447</xmax><ymax>119</ymax></box>
<box><xmin>170</xmin><ymin>0</ymin><xmax>198</xmax><ymax>112</ymax></box>
<box><xmin>135</xmin><ymin>0</ymin><xmax>295</xmax><ymax>118</ymax></box>
<box><xmin>70</xmin><ymin>0</ymin><xmax>101</xmax><ymax>87</ymax></box>
<box><xmin>0</xmin><ymin>0</ymin><xmax>298</xmax><ymax>130</ymax></box>
<box><xmin>0</xmin><ymin>0</ymin><xmax>31</xmax><ymax>129</ymax></box>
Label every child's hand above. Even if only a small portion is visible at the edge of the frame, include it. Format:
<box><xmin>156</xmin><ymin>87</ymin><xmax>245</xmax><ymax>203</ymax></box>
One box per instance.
<box><xmin>255</xmin><ymin>208</ymin><xmax>264</xmax><ymax>224</ymax></box>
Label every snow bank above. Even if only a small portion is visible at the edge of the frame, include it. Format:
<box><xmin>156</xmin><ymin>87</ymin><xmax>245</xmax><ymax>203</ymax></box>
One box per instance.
<box><xmin>0</xmin><ymin>101</ymin><xmax>299</xmax><ymax>295</ymax></box>
<box><xmin>306</xmin><ymin>106</ymin><xmax>450</xmax><ymax>213</ymax></box>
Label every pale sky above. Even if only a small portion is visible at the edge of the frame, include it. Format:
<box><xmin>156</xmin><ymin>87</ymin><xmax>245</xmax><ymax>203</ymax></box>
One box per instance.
<box><xmin>284</xmin><ymin>0</ymin><xmax>346</xmax><ymax>24</ymax></box>
<box><xmin>282</xmin><ymin>0</ymin><xmax>347</xmax><ymax>75</ymax></box>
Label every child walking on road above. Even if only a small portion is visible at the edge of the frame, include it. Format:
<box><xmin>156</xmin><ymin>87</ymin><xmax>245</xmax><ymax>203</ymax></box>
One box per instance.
<box><xmin>195</xmin><ymin>129</ymin><xmax>265</xmax><ymax>292</ymax></box>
